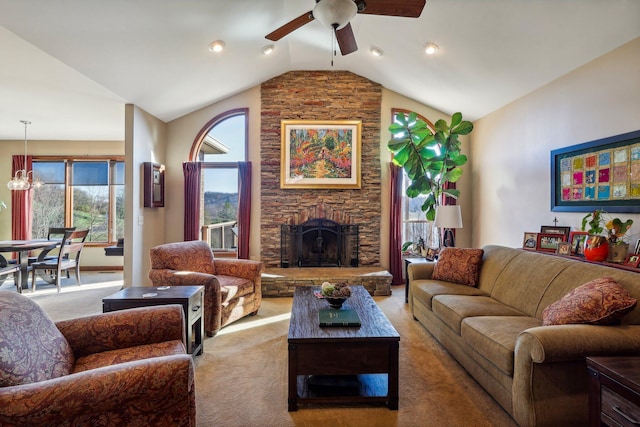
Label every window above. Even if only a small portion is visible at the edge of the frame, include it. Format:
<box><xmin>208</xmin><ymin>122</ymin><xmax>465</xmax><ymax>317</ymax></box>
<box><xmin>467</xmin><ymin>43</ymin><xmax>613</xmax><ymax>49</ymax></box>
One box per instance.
<box><xmin>32</xmin><ymin>158</ymin><xmax>125</xmax><ymax>244</ymax></box>
<box><xmin>197</xmin><ymin>109</ymin><xmax>247</xmax><ymax>251</ymax></box>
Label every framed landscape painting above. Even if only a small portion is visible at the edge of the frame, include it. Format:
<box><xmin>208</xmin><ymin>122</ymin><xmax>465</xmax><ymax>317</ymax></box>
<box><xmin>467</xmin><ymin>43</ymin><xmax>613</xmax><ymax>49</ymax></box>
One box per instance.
<box><xmin>280</xmin><ymin>120</ymin><xmax>362</xmax><ymax>189</ymax></box>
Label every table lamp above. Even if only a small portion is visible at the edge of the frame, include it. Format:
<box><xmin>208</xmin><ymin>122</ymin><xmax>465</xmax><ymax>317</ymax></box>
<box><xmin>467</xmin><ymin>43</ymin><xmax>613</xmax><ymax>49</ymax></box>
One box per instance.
<box><xmin>434</xmin><ymin>205</ymin><xmax>463</xmax><ymax>248</ymax></box>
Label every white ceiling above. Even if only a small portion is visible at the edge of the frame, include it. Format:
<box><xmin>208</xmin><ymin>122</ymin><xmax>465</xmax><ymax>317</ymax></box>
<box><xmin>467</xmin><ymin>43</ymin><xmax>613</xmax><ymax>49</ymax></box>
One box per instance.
<box><xmin>0</xmin><ymin>0</ymin><xmax>639</xmax><ymax>141</ymax></box>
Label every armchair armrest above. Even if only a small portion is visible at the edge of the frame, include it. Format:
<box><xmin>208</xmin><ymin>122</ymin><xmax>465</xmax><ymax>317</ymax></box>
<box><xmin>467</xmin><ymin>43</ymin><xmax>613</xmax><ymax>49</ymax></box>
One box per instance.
<box><xmin>213</xmin><ymin>258</ymin><xmax>264</xmax><ymax>281</ymax></box>
<box><xmin>516</xmin><ymin>324</ymin><xmax>640</xmax><ymax>363</ymax></box>
<box><xmin>149</xmin><ymin>269</ymin><xmax>222</xmax><ymax>292</ymax></box>
<box><xmin>56</xmin><ymin>305</ymin><xmax>185</xmax><ymax>358</ymax></box>
<box><xmin>0</xmin><ymin>355</ymin><xmax>194</xmax><ymax>426</ymax></box>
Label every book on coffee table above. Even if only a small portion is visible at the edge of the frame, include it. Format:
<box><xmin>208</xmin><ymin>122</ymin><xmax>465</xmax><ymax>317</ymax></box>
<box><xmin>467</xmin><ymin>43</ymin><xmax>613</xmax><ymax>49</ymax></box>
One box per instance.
<box><xmin>318</xmin><ymin>308</ymin><xmax>361</xmax><ymax>327</ymax></box>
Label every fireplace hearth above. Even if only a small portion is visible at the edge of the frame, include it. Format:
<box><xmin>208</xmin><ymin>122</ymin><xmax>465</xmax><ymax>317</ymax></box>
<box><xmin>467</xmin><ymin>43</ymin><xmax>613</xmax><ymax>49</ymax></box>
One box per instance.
<box><xmin>280</xmin><ymin>218</ymin><xmax>359</xmax><ymax>268</ymax></box>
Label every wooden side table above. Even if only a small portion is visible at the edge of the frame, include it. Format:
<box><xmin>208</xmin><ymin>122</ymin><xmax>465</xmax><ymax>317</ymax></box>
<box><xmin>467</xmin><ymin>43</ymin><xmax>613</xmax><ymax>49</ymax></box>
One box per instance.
<box><xmin>103</xmin><ymin>286</ymin><xmax>204</xmax><ymax>356</ymax></box>
<box><xmin>587</xmin><ymin>356</ymin><xmax>640</xmax><ymax>427</ymax></box>
<box><xmin>403</xmin><ymin>257</ymin><xmax>431</xmax><ymax>303</ymax></box>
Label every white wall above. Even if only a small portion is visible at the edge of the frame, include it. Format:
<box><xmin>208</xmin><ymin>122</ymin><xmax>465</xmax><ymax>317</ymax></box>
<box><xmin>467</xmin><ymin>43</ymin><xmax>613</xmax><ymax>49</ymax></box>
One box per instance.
<box><xmin>472</xmin><ymin>37</ymin><xmax>640</xmax><ymax>249</ymax></box>
<box><xmin>124</xmin><ymin>104</ymin><xmax>166</xmax><ymax>287</ymax></box>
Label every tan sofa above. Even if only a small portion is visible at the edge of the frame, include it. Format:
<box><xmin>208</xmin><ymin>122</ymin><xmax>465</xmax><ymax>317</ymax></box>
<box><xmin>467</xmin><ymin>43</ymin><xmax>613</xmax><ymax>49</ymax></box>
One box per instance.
<box><xmin>408</xmin><ymin>245</ymin><xmax>640</xmax><ymax>427</ymax></box>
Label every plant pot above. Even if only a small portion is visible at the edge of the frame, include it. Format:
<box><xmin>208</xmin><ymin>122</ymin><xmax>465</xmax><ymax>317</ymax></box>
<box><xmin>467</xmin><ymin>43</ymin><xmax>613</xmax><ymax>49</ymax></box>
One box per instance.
<box><xmin>583</xmin><ymin>235</ymin><xmax>609</xmax><ymax>262</ymax></box>
<box><xmin>607</xmin><ymin>242</ymin><xmax>629</xmax><ymax>263</ymax></box>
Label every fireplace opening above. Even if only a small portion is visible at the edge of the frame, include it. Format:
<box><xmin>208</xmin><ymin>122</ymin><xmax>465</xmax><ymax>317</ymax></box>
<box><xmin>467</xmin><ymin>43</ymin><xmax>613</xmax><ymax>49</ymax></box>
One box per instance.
<box><xmin>280</xmin><ymin>218</ymin><xmax>359</xmax><ymax>268</ymax></box>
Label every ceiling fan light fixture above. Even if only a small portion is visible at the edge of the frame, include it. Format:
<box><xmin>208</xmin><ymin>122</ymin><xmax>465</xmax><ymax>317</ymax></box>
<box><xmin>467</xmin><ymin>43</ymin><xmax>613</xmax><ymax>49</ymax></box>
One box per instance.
<box><xmin>208</xmin><ymin>40</ymin><xmax>225</xmax><ymax>53</ymax></box>
<box><xmin>313</xmin><ymin>0</ymin><xmax>357</xmax><ymax>30</ymax></box>
<box><xmin>262</xmin><ymin>45</ymin><xmax>275</xmax><ymax>55</ymax></box>
<box><xmin>370</xmin><ymin>46</ymin><xmax>383</xmax><ymax>57</ymax></box>
<box><xmin>425</xmin><ymin>42</ymin><xmax>439</xmax><ymax>55</ymax></box>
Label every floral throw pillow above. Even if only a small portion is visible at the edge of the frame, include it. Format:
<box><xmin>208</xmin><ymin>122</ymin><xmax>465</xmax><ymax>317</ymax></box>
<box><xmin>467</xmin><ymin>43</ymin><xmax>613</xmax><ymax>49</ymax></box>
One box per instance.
<box><xmin>542</xmin><ymin>277</ymin><xmax>637</xmax><ymax>326</ymax></box>
<box><xmin>432</xmin><ymin>248</ymin><xmax>484</xmax><ymax>287</ymax></box>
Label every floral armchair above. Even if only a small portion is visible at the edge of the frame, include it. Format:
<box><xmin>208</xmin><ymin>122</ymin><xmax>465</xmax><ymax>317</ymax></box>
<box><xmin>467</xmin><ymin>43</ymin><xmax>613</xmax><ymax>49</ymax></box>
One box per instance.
<box><xmin>0</xmin><ymin>291</ymin><xmax>195</xmax><ymax>427</ymax></box>
<box><xmin>149</xmin><ymin>240</ymin><xmax>264</xmax><ymax>337</ymax></box>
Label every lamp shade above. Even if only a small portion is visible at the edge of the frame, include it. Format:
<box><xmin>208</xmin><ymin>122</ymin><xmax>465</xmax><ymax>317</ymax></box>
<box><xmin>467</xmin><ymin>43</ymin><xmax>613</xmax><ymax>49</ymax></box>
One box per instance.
<box><xmin>434</xmin><ymin>205</ymin><xmax>463</xmax><ymax>229</ymax></box>
<box><xmin>313</xmin><ymin>0</ymin><xmax>357</xmax><ymax>29</ymax></box>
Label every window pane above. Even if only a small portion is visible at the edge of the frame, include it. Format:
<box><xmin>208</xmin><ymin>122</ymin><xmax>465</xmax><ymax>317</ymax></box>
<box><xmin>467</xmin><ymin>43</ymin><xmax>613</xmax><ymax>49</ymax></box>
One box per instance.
<box><xmin>114</xmin><ymin>184</ymin><xmax>125</xmax><ymax>240</ymax></box>
<box><xmin>73</xmin><ymin>186</ymin><xmax>109</xmax><ymax>242</ymax></box>
<box><xmin>33</xmin><ymin>161</ymin><xmax>65</xmax><ymax>184</ymax></box>
<box><xmin>202</xmin><ymin>168</ymin><xmax>238</xmax><ymax>249</ymax></box>
<box><xmin>201</xmin><ymin>114</ymin><xmax>246</xmax><ymax>162</ymax></box>
<box><xmin>72</xmin><ymin>162</ymin><xmax>108</xmax><ymax>185</ymax></box>
<box><xmin>32</xmin><ymin>184</ymin><xmax>65</xmax><ymax>239</ymax></box>
<box><xmin>112</xmin><ymin>161</ymin><xmax>124</xmax><ymax>185</ymax></box>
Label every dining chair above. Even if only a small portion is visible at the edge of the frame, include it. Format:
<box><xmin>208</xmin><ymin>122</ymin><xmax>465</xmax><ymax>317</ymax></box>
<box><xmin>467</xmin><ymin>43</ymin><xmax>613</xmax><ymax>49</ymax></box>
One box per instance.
<box><xmin>30</xmin><ymin>229</ymin><xmax>89</xmax><ymax>292</ymax></box>
<box><xmin>29</xmin><ymin>227</ymin><xmax>76</xmax><ymax>281</ymax></box>
<box><xmin>0</xmin><ymin>264</ymin><xmax>21</xmax><ymax>292</ymax></box>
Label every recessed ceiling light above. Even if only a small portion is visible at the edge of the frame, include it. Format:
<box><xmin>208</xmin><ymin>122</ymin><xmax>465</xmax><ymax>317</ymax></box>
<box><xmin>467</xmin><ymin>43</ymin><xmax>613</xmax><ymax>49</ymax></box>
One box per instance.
<box><xmin>208</xmin><ymin>40</ymin><xmax>225</xmax><ymax>53</ymax></box>
<box><xmin>425</xmin><ymin>42</ymin><xmax>439</xmax><ymax>55</ymax></box>
<box><xmin>370</xmin><ymin>47</ymin><xmax>383</xmax><ymax>57</ymax></box>
<box><xmin>262</xmin><ymin>45</ymin><xmax>275</xmax><ymax>55</ymax></box>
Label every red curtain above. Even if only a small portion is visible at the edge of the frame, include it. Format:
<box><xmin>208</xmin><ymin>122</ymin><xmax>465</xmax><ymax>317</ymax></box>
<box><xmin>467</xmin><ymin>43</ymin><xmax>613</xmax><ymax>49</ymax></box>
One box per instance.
<box><xmin>389</xmin><ymin>163</ymin><xmax>404</xmax><ymax>285</ymax></box>
<box><xmin>182</xmin><ymin>162</ymin><xmax>201</xmax><ymax>241</ymax></box>
<box><xmin>237</xmin><ymin>161</ymin><xmax>252</xmax><ymax>259</ymax></box>
<box><xmin>11</xmin><ymin>155</ymin><xmax>33</xmax><ymax>241</ymax></box>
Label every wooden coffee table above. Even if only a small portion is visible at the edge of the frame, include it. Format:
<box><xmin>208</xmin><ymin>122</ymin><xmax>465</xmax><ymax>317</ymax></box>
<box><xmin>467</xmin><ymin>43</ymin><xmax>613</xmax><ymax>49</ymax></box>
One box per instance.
<box><xmin>288</xmin><ymin>285</ymin><xmax>400</xmax><ymax>411</ymax></box>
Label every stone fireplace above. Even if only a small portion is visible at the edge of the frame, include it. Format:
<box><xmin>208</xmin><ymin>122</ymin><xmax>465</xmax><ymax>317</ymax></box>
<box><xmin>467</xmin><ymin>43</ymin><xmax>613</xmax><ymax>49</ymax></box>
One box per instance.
<box><xmin>260</xmin><ymin>71</ymin><xmax>382</xmax><ymax>268</ymax></box>
<box><xmin>280</xmin><ymin>218</ymin><xmax>359</xmax><ymax>268</ymax></box>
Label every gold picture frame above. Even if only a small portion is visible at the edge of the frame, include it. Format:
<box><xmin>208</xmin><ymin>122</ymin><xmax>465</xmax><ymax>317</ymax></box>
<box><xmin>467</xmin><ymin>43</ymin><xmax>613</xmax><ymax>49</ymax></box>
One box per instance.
<box><xmin>280</xmin><ymin>120</ymin><xmax>362</xmax><ymax>189</ymax></box>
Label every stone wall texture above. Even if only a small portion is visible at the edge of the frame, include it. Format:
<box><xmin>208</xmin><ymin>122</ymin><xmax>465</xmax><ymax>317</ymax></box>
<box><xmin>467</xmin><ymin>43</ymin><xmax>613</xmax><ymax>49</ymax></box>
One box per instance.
<box><xmin>260</xmin><ymin>71</ymin><xmax>382</xmax><ymax>267</ymax></box>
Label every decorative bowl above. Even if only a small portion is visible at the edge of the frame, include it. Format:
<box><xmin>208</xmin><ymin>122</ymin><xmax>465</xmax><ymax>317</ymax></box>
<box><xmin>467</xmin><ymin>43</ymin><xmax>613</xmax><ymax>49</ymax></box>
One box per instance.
<box><xmin>325</xmin><ymin>296</ymin><xmax>348</xmax><ymax>309</ymax></box>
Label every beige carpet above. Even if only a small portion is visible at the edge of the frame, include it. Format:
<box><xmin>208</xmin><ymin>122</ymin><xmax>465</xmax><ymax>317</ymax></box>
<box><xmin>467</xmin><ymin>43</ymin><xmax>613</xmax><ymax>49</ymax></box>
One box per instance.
<box><xmin>25</xmin><ymin>277</ymin><xmax>516</xmax><ymax>427</ymax></box>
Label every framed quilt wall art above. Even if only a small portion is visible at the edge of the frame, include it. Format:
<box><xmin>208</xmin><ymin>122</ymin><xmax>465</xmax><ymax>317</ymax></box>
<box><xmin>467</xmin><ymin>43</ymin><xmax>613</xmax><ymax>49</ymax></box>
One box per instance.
<box><xmin>550</xmin><ymin>129</ymin><xmax>640</xmax><ymax>213</ymax></box>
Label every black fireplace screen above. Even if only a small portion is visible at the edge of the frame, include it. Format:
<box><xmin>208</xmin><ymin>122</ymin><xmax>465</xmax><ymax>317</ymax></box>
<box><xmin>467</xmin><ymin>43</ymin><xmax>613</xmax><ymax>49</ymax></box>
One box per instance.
<box><xmin>280</xmin><ymin>218</ymin><xmax>359</xmax><ymax>268</ymax></box>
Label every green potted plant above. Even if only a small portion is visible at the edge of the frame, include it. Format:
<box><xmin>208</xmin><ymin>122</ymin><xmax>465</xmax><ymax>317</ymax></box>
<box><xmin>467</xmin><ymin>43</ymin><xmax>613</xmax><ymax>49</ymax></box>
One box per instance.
<box><xmin>389</xmin><ymin>112</ymin><xmax>472</xmax><ymax>251</ymax></box>
<box><xmin>388</xmin><ymin>111</ymin><xmax>473</xmax><ymax>222</ymax></box>
<box><xmin>581</xmin><ymin>210</ymin><xmax>634</xmax><ymax>263</ymax></box>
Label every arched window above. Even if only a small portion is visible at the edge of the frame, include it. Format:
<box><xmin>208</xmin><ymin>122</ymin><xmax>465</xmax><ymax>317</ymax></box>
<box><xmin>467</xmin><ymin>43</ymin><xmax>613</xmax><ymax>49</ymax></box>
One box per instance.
<box><xmin>190</xmin><ymin>108</ymin><xmax>248</xmax><ymax>255</ymax></box>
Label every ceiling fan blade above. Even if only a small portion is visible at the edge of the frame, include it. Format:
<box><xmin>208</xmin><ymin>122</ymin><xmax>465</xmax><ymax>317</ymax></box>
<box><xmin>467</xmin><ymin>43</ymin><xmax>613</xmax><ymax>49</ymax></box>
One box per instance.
<box><xmin>265</xmin><ymin>11</ymin><xmax>314</xmax><ymax>41</ymax></box>
<box><xmin>356</xmin><ymin>0</ymin><xmax>426</xmax><ymax>18</ymax></box>
<box><xmin>335</xmin><ymin>23</ymin><xmax>358</xmax><ymax>55</ymax></box>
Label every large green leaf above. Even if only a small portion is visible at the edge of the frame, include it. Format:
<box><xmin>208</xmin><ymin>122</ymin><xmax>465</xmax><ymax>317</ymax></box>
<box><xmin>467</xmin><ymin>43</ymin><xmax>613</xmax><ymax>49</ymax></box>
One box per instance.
<box><xmin>450</xmin><ymin>112</ymin><xmax>462</xmax><ymax>128</ymax></box>
<box><xmin>443</xmin><ymin>167</ymin><xmax>463</xmax><ymax>183</ymax></box>
<box><xmin>443</xmin><ymin>188</ymin><xmax>460</xmax><ymax>199</ymax></box>
<box><xmin>434</xmin><ymin>119</ymin><xmax>448</xmax><ymax>133</ymax></box>
<box><xmin>453</xmin><ymin>121</ymin><xmax>474</xmax><ymax>135</ymax></box>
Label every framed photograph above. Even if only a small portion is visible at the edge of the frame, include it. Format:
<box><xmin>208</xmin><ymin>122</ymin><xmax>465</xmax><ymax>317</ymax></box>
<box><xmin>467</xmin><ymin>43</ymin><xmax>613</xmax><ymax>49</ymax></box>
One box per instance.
<box><xmin>143</xmin><ymin>162</ymin><xmax>165</xmax><ymax>208</ymax></box>
<box><xmin>623</xmin><ymin>254</ymin><xmax>640</xmax><ymax>268</ymax></box>
<box><xmin>537</xmin><ymin>233</ymin><xmax>564</xmax><ymax>253</ymax></box>
<box><xmin>280</xmin><ymin>120</ymin><xmax>362</xmax><ymax>189</ymax></box>
<box><xmin>540</xmin><ymin>226</ymin><xmax>571</xmax><ymax>240</ymax></box>
<box><xmin>556</xmin><ymin>242</ymin><xmax>571</xmax><ymax>256</ymax></box>
<box><xmin>425</xmin><ymin>247</ymin><xmax>438</xmax><ymax>261</ymax></box>
<box><xmin>550</xmin><ymin>129</ymin><xmax>640</xmax><ymax>213</ymax></box>
<box><xmin>568</xmin><ymin>231</ymin><xmax>589</xmax><ymax>256</ymax></box>
<box><xmin>522</xmin><ymin>232</ymin><xmax>538</xmax><ymax>250</ymax></box>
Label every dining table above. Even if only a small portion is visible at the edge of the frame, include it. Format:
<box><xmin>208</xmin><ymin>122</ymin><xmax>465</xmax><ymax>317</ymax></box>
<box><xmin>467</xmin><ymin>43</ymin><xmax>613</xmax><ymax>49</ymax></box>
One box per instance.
<box><xmin>0</xmin><ymin>239</ymin><xmax>60</xmax><ymax>293</ymax></box>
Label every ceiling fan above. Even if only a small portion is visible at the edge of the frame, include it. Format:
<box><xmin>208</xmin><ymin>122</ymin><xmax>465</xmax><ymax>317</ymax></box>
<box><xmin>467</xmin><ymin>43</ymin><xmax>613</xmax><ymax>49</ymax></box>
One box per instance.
<box><xmin>265</xmin><ymin>0</ymin><xmax>426</xmax><ymax>56</ymax></box>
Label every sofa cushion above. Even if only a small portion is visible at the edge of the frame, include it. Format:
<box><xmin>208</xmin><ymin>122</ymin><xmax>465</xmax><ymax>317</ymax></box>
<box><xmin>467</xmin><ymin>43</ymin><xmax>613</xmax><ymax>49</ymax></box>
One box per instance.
<box><xmin>0</xmin><ymin>292</ymin><xmax>74</xmax><ymax>386</ymax></box>
<box><xmin>432</xmin><ymin>248</ymin><xmax>484</xmax><ymax>287</ymax></box>
<box><xmin>461</xmin><ymin>316</ymin><xmax>542</xmax><ymax>376</ymax></box>
<box><xmin>73</xmin><ymin>340</ymin><xmax>186</xmax><ymax>373</ymax></box>
<box><xmin>412</xmin><ymin>280</ymin><xmax>488</xmax><ymax>310</ymax></box>
<box><xmin>542</xmin><ymin>277</ymin><xmax>637</xmax><ymax>326</ymax></box>
<box><xmin>432</xmin><ymin>294</ymin><xmax>526</xmax><ymax>335</ymax></box>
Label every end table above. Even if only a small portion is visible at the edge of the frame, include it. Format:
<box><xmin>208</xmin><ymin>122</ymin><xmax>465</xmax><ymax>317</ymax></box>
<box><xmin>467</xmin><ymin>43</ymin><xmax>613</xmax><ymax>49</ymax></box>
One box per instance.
<box><xmin>103</xmin><ymin>285</ymin><xmax>204</xmax><ymax>356</ymax></box>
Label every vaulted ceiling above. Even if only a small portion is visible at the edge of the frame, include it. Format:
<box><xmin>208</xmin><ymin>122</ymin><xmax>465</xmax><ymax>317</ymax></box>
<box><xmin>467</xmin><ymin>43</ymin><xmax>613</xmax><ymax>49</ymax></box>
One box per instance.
<box><xmin>0</xmin><ymin>0</ymin><xmax>639</xmax><ymax>141</ymax></box>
